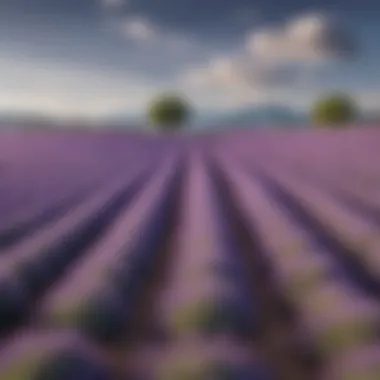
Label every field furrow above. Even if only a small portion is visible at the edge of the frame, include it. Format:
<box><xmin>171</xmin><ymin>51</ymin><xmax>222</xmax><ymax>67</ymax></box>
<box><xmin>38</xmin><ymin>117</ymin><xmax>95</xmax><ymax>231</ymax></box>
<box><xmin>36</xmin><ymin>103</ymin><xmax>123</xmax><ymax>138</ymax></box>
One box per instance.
<box><xmin>0</xmin><ymin>130</ymin><xmax>379</xmax><ymax>380</ymax></box>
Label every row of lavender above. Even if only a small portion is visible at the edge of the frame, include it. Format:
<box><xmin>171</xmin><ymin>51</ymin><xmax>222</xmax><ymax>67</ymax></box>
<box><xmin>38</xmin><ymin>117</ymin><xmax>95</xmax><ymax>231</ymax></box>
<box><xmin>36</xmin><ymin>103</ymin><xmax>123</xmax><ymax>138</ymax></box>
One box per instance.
<box><xmin>0</xmin><ymin>133</ymin><xmax>168</xmax><ymax>233</ymax></box>
<box><xmin>0</xmin><ymin>135</ymin><xmax>186</xmax><ymax>380</ymax></box>
<box><xmin>128</xmin><ymin>152</ymin><xmax>273</xmax><ymax>380</ymax></box>
<box><xmin>0</xmin><ymin>134</ymin><xmax>171</xmax><ymax>347</ymax></box>
<box><xmin>213</xmin><ymin>127</ymin><xmax>380</xmax><ymax>379</ymax></box>
<box><xmin>0</xmin><ymin>128</ymin><xmax>379</xmax><ymax>379</ymax></box>
<box><xmin>0</xmin><ymin>143</ymin><xmax>272</xmax><ymax>380</ymax></box>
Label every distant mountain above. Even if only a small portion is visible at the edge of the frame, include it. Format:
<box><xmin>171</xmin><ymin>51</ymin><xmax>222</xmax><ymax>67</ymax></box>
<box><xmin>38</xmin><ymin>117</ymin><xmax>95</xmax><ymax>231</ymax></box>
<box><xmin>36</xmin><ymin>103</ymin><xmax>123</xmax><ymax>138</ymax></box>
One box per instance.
<box><xmin>0</xmin><ymin>111</ymin><xmax>55</xmax><ymax>128</ymax></box>
<box><xmin>197</xmin><ymin>105</ymin><xmax>308</xmax><ymax>129</ymax></box>
<box><xmin>98</xmin><ymin>111</ymin><xmax>143</xmax><ymax>124</ymax></box>
<box><xmin>0</xmin><ymin>111</ymin><xmax>142</xmax><ymax>130</ymax></box>
<box><xmin>98</xmin><ymin>105</ymin><xmax>308</xmax><ymax>130</ymax></box>
<box><xmin>0</xmin><ymin>105</ymin><xmax>307</xmax><ymax>130</ymax></box>
<box><xmin>361</xmin><ymin>111</ymin><xmax>380</xmax><ymax>124</ymax></box>
<box><xmin>1</xmin><ymin>106</ymin><xmax>376</xmax><ymax>131</ymax></box>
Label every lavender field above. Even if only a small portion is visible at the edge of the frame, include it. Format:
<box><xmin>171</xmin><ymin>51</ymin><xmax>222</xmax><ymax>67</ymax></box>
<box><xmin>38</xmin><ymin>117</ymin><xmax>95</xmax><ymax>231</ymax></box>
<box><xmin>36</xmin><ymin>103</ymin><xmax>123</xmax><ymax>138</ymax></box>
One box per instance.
<box><xmin>0</xmin><ymin>127</ymin><xmax>380</xmax><ymax>380</ymax></box>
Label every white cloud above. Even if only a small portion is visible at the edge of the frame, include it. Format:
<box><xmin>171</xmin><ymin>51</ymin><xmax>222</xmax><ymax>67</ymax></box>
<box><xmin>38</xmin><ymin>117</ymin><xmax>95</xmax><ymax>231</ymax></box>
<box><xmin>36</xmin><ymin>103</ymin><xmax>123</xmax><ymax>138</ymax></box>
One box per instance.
<box><xmin>120</xmin><ymin>15</ymin><xmax>196</xmax><ymax>54</ymax></box>
<box><xmin>181</xmin><ymin>58</ymin><xmax>277</xmax><ymax>109</ymax></box>
<box><xmin>122</xmin><ymin>16</ymin><xmax>157</xmax><ymax>42</ymax></box>
<box><xmin>180</xmin><ymin>12</ymin><xmax>356</xmax><ymax>109</ymax></box>
<box><xmin>0</xmin><ymin>56</ymin><xmax>159</xmax><ymax>118</ymax></box>
<box><xmin>246</xmin><ymin>13</ymin><xmax>355</xmax><ymax>63</ymax></box>
<box><xmin>181</xmin><ymin>53</ymin><xmax>301</xmax><ymax>103</ymax></box>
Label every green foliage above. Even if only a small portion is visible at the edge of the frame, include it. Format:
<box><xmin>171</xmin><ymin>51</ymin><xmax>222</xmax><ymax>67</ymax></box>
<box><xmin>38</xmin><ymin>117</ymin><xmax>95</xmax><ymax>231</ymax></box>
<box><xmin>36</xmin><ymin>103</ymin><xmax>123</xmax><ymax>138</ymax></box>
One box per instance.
<box><xmin>171</xmin><ymin>298</ymin><xmax>247</xmax><ymax>336</ymax></box>
<box><xmin>75</xmin><ymin>293</ymin><xmax>126</xmax><ymax>345</ymax></box>
<box><xmin>315</xmin><ymin>320</ymin><xmax>375</xmax><ymax>356</ymax></box>
<box><xmin>1</xmin><ymin>354</ymin><xmax>45</xmax><ymax>380</ymax></box>
<box><xmin>158</xmin><ymin>359</ymin><xmax>208</xmax><ymax>380</ymax></box>
<box><xmin>310</xmin><ymin>93</ymin><xmax>357</xmax><ymax>127</ymax></box>
<box><xmin>31</xmin><ymin>350</ymin><xmax>110</xmax><ymax>380</ymax></box>
<box><xmin>147</xmin><ymin>93</ymin><xmax>192</xmax><ymax>131</ymax></box>
<box><xmin>159</xmin><ymin>359</ymin><xmax>236</xmax><ymax>380</ymax></box>
<box><xmin>158</xmin><ymin>359</ymin><xmax>256</xmax><ymax>380</ymax></box>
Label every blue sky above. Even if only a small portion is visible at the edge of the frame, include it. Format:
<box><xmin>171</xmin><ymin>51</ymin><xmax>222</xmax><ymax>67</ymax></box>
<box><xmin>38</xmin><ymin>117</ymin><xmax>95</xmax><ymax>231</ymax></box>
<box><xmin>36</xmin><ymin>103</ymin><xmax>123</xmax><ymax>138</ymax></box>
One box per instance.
<box><xmin>0</xmin><ymin>0</ymin><xmax>379</xmax><ymax>120</ymax></box>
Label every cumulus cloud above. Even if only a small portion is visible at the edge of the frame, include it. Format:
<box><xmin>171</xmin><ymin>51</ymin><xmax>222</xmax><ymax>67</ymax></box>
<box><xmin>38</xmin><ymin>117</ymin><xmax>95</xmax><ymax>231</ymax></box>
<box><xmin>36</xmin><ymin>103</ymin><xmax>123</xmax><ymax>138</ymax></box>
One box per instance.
<box><xmin>184</xmin><ymin>57</ymin><xmax>281</xmax><ymax>91</ymax></box>
<box><xmin>180</xmin><ymin>12</ymin><xmax>356</xmax><ymax>107</ymax></box>
<box><xmin>182</xmin><ymin>52</ymin><xmax>304</xmax><ymax>102</ymax></box>
<box><xmin>122</xmin><ymin>16</ymin><xmax>157</xmax><ymax>42</ymax></box>
<box><xmin>0</xmin><ymin>55</ymin><xmax>158</xmax><ymax>118</ymax></box>
<box><xmin>182</xmin><ymin>57</ymin><xmax>276</xmax><ymax>107</ymax></box>
<box><xmin>120</xmin><ymin>15</ymin><xmax>196</xmax><ymax>53</ymax></box>
<box><xmin>100</xmin><ymin>0</ymin><xmax>203</xmax><ymax>56</ymax></box>
<box><xmin>247</xmin><ymin>13</ymin><xmax>356</xmax><ymax>63</ymax></box>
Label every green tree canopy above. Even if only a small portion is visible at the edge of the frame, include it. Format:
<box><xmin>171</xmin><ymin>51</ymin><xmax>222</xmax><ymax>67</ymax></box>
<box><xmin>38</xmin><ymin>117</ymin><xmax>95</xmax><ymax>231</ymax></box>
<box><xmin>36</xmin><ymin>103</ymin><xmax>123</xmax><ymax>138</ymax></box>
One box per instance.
<box><xmin>147</xmin><ymin>93</ymin><xmax>192</xmax><ymax>132</ymax></box>
<box><xmin>310</xmin><ymin>93</ymin><xmax>358</xmax><ymax>128</ymax></box>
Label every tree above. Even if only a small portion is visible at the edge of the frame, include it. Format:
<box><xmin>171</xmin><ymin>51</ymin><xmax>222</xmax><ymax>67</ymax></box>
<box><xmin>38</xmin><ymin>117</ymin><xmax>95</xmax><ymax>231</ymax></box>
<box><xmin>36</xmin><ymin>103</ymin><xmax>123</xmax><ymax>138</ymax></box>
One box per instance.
<box><xmin>310</xmin><ymin>93</ymin><xmax>358</xmax><ymax>127</ymax></box>
<box><xmin>147</xmin><ymin>93</ymin><xmax>192</xmax><ymax>132</ymax></box>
